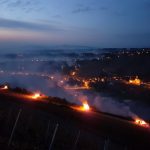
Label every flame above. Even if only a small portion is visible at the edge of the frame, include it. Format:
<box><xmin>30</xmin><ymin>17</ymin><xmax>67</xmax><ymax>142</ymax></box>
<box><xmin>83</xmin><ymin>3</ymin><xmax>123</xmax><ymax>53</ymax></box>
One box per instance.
<box><xmin>129</xmin><ymin>77</ymin><xmax>141</xmax><ymax>86</ymax></box>
<box><xmin>135</xmin><ymin>118</ymin><xmax>149</xmax><ymax>128</ymax></box>
<box><xmin>1</xmin><ymin>85</ymin><xmax>8</xmax><ymax>90</ymax></box>
<box><xmin>32</xmin><ymin>93</ymin><xmax>40</xmax><ymax>99</ymax></box>
<box><xmin>71</xmin><ymin>101</ymin><xmax>90</xmax><ymax>112</ymax></box>
<box><xmin>83</xmin><ymin>80</ymin><xmax>90</xmax><ymax>89</ymax></box>
<box><xmin>82</xmin><ymin>102</ymin><xmax>90</xmax><ymax>111</ymax></box>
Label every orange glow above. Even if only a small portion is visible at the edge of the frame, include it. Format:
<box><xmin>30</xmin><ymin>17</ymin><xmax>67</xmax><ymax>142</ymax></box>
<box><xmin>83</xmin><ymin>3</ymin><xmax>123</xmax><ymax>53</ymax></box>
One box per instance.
<box><xmin>135</xmin><ymin>118</ymin><xmax>149</xmax><ymax>128</ymax></box>
<box><xmin>1</xmin><ymin>85</ymin><xmax>8</xmax><ymax>90</ymax></box>
<box><xmin>129</xmin><ymin>77</ymin><xmax>141</xmax><ymax>86</ymax></box>
<box><xmin>71</xmin><ymin>101</ymin><xmax>90</xmax><ymax>112</ymax></box>
<box><xmin>64</xmin><ymin>80</ymin><xmax>91</xmax><ymax>90</ymax></box>
<box><xmin>83</xmin><ymin>80</ymin><xmax>90</xmax><ymax>89</ymax></box>
<box><xmin>32</xmin><ymin>93</ymin><xmax>40</xmax><ymax>99</ymax></box>
<box><xmin>65</xmin><ymin>86</ymin><xmax>90</xmax><ymax>90</ymax></box>
<box><xmin>82</xmin><ymin>102</ymin><xmax>90</xmax><ymax>111</ymax></box>
<box><xmin>71</xmin><ymin>71</ymin><xmax>76</xmax><ymax>76</ymax></box>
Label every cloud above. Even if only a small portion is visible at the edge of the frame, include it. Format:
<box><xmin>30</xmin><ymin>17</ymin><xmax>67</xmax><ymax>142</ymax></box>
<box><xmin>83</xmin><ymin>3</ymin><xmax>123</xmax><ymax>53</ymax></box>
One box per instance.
<box><xmin>72</xmin><ymin>6</ymin><xmax>93</xmax><ymax>14</ymax></box>
<box><xmin>0</xmin><ymin>18</ymin><xmax>63</xmax><ymax>32</ymax></box>
<box><xmin>72</xmin><ymin>3</ymin><xmax>107</xmax><ymax>14</ymax></box>
<box><xmin>0</xmin><ymin>0</ymin><xmax>42</xmax><ymax>13</ymax></box>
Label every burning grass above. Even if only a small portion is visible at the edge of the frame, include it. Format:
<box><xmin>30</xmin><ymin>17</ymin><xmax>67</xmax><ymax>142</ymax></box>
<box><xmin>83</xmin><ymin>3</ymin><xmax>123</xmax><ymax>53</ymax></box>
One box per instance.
<box><xmin>82</xmin><ymin>101</ymin><xmax>90</xmax><ymax>111</ymax></box>
<box><xmin>134</xmin><ymin>118</ymin><xmax>149</xmax><ymax>128</ymax></box>
<box><xmin>1</xmin><ymin>83</ymin><xmax>150</xmax><ymax>131</ymax></box>
<box><xmin>71</xmin><ymin>101</ymin><xmax>90</xmax><ymax>112</ymax></box>
<box><xmin>32</xmin><ymin>93</ymin><xmax>41</xmax><ymax>99</ymax></box>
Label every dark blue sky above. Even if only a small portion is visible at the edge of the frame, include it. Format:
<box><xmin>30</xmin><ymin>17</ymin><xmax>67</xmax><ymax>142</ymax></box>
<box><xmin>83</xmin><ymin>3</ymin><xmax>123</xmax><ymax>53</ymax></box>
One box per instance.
<box><xmin>0</xmin><ymin>0</ymin><xmax>150</xmax><ymax>49</ymax></box>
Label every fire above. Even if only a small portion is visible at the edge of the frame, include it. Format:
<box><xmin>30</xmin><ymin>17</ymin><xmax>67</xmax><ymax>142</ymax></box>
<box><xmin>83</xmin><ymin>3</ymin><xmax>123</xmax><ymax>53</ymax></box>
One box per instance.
<box><xmin>135</xmin><ymin>118</ymin><xmax>149</xmax><ymax>128</ymax></box>
<box><xmin>1</xmin><ymin>85</ymin><xmax>8</xmax><ymax>90</ymax></box>
<box><xmin>32</xmin><ymin>93</ymin><xmax>40</xmax><ymax>99</ymax></box>
<box><xmin>71</xmin><ymin>101</ymin><xmax>90</xmax><ymax>112</ymax></box>
<box><xmin>82</xmin><ymin>102</ymin><xmax>90</xmax><ymax>111</ymax></box>
<box><xmin>83</xmin><ymin>80</ymin><xmax>90</xmax><ymax>89</ymax></box>
<box><xmin>129</xmin><ymin>77</ymin><xmax>141</xmax><ymax>86</ymax></box>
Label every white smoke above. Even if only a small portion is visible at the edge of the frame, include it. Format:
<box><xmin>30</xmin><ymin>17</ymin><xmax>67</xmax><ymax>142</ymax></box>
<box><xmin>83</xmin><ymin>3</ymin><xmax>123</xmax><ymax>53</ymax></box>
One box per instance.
<box><xmin>58</xmin><ymin>84</ymin><xmax>137</xmax><ymax>118</ymax></box>
<box><xmin>0</xmin><ymin>50</ymin><xmax>146</xmax><ymax>119</ymax></box>
<box><xmin>93</xmin><ymin>96</ymin><xmax>137</xmax><ymax>118</ymax></box>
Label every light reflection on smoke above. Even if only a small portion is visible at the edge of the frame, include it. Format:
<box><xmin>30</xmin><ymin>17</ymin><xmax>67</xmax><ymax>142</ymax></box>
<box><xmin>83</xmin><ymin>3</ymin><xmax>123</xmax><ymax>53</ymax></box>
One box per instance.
<box><xmin>0</xmin><ymin>50</ymin><xmax>150</xmax><ymax>119</ymax></box>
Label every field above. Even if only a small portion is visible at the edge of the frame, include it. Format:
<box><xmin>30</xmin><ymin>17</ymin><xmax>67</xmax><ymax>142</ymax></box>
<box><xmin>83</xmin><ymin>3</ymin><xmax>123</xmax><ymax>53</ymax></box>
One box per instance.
<box><xmin>0</xmin><ymin>89</ymin><xmax>150</xmax><ymax>150</ymax></box>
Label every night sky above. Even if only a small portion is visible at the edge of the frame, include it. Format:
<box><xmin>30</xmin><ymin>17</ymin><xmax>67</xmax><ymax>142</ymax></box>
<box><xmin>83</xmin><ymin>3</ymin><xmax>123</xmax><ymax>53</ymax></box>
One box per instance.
<box><xmin>0</xmin><ymin>0</ymin><xmax>150</xmax><ymax>49</ymax></box>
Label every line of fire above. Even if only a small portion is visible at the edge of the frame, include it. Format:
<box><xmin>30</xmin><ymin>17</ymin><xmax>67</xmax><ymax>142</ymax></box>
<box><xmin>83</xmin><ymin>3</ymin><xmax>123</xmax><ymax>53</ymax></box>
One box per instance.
<box><xmin>0</xmin><ymin>84</ymin><xmax>149</xmax><ymax>128</ymax></box>
<box><xmin>0</xmin><ymin>81</ymin><xmax>150</xmax><ymax>150</ymax></box>
<box><xmin>1</xmin><ymin>49</ymin><xmax>150</xmax><ymax>149</ymax></box>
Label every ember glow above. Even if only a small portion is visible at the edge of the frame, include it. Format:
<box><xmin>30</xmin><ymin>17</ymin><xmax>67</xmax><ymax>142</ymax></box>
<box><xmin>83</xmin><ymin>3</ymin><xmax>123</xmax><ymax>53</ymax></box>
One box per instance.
<box><xmin>71</xmin><ymin>101</ymin><xmax>90</xmax><ymax>112</ymax></box>
<box><xmin>129</xmin><ymin>77</ymin><xmax>141</xmax><ymax>86</ymax></box>
<box><xmin>82</xmin><ymin>102</ymin><xmax>90</xmax><ymax>111</ymax></box>
<box><xmin>32</xmin><ymin>93</ymin><xmax>40</xmax><ymax>99</ymax></box>
<box><xmin>79</xmin><ymin>101</ymin><xmax>90</xmax><ymax>111</ymax></box>
<box><xmin>83</xmin><ymin>81</ymin><xmax>90</xmax><ymax>89</ymax></box>
<box><xmin>135</xmin><ymin>118</ymin><xmax>149</xmax><ymax>128</ymax></box>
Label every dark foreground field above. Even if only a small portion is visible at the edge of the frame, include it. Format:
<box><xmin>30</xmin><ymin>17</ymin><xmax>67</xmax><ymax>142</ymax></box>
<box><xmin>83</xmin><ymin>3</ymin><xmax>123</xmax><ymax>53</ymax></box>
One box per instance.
<box><xmin>0</xmin><ymin>90</ymin><xmax>150</xmax><ymax>150</ymax></box>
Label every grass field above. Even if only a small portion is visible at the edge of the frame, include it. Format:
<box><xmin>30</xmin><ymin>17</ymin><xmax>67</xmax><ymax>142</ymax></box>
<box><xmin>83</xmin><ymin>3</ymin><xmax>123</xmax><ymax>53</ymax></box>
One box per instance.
<box><xmin>0</xmin><ymin>89</ymin><xmax>150</xmax><ymax>150</ymax></box>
